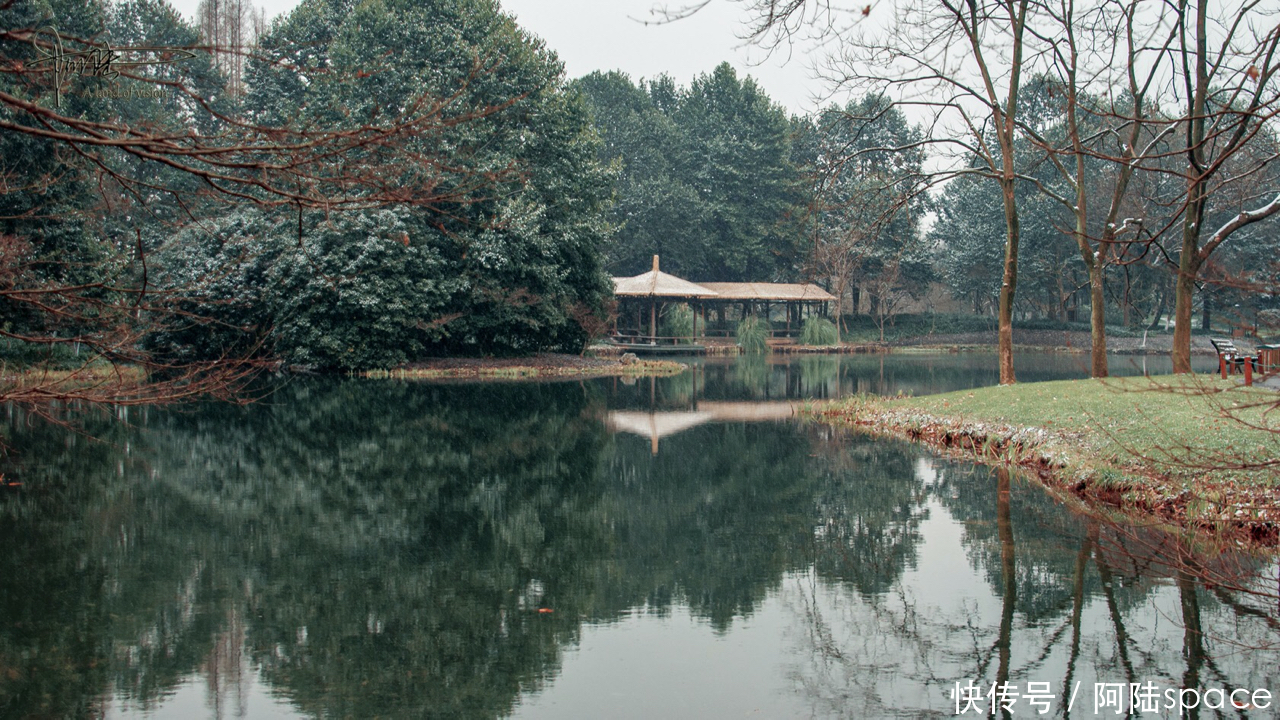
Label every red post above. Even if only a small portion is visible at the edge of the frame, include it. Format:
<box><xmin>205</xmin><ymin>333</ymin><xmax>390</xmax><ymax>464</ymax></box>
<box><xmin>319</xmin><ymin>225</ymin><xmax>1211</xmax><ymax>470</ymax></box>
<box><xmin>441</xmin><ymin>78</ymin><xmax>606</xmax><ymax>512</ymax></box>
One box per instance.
<box><xmin>1220</xmin><ymin>355</ymin><xmax>1228</xmax><ymax>378</ymax></box>
<box><xmin>1245</xmin><ymin>359</ymin><xmax>1254</xmax><ymax>386</ymax></box>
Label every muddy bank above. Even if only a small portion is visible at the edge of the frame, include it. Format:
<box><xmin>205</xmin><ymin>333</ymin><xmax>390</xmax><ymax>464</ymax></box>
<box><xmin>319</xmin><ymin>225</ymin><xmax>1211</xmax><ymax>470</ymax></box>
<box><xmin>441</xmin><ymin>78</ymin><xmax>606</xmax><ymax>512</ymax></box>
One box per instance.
<box><xmin>811</xmin><ymin>401</ymin><xmax>1280</xmax><ymax>549</ymax></box>
<box><xmin>364</xmin><ymin>353</ymin><xmax>686</xmax><ymax>380</ymax></box>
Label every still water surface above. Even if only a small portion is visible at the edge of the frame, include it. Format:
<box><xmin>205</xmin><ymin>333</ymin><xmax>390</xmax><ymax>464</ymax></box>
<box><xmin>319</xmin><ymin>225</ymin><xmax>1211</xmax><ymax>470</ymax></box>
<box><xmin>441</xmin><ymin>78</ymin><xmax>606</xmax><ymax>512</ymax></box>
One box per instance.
<box><xmin>1</xmin><ymin>351</ymin><xmax>1272</xmax><ymax>719</ymax></box>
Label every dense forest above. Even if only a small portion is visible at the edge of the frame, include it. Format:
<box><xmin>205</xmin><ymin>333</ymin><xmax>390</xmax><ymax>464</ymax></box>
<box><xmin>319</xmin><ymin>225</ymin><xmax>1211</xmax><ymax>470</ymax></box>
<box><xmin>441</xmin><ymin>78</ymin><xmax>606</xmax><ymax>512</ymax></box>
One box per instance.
<box><xmin>1</xmin><ymin>0</ymin><xmax>1278</xmax><ymax>393</ymax></box>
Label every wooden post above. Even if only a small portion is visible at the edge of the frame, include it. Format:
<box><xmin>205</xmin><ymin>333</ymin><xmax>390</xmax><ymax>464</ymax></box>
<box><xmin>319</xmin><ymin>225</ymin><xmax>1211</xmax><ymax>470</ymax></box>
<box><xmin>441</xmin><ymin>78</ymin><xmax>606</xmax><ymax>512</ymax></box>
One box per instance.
<box><xmin>650</xmin><ymin>255</ymin><xmax>660</xmax><ymax>344</ymax></box>
<box><xmin>1220</xmin><ymin>355</ymin><xmax>1228</xmax><ymax>379</ymax></box>
<box><xmin>1245</xmin><ymin>358</ymin><xmax>1254</xmax><ymax>386</ymax></box>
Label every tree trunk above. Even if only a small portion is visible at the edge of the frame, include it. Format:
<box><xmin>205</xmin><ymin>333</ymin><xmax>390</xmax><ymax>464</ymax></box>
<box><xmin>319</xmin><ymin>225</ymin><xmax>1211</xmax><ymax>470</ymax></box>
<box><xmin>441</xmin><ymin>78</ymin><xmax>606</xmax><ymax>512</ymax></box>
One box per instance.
<box><xmin>1147</xmin><ymin>280</ymin><xmax>1166</xmax><ymax>331</ymax></box>
<box><xmin>1089</xmin><ymin>261</ymin><xmax>1108</xmax><ymax>377</ymax></box>
<box><xmin>1172</xmin><ymin>213</ymin><xmax>1203</xmax><ymax>373</ymax></box>
<box><xmin>998</xmin><ymin>178</ymin><xmax>1019</xmax><ymax>384</ymax></box>
<box><xmin>1172</xmin><ymin>257</ymin><xmax>1198</xmax><ymax>373</ymax></box>
<box><xmin>1121</xmin><ymin>266</ymin><xmax>1132</xmax><ymax>328</ymax></box>
<box><xmin>834</xmin><ymin>276</ymin><xmax>848</xmax><ymax>336</ymax></box>
<box><xmin>1173</xmin><ymin>0</ymin><xmax>1208</xmax><ymax>374</ymax></box>
<box><xmin>1055</xmin><ymin>272</ymin><xmax>1066</xmax><ymax>322</ymax></box>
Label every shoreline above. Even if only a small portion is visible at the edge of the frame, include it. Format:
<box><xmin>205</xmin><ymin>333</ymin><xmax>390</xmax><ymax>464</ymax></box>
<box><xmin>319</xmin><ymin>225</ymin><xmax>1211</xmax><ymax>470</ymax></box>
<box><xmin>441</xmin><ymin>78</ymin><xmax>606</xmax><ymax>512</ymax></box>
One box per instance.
<box><xmin>808</xmin><ymin>379</ymin><xmax>1280</xmax><ymax>549</ymax></box>
<box><xmin>360</xmin><ymin>353</ymin><xmax>686</xmax><ymax>381</ymax></box>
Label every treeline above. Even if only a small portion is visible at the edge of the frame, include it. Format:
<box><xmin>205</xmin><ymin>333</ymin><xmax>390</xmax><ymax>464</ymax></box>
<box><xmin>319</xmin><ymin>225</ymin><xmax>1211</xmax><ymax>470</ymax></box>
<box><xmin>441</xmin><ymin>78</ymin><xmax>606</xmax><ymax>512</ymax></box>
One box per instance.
<box><xmin>3</xmin><ymin>0</ymin><xmax>1280</xmax><ymax>388</ymax></box>
<box><xmin>572</xmin><ymin>2</ymin><xmax>1280</xmax><ymax>382</ymax></box>
<box><xmin>572</xmin><ymin>69</ymin><xmax>937</xmax><ymax>330</ymax></box>
<box><xmin>573</xmin><ymin>66</ymin><xmax>806</xmax><ymax>283</ymax></box>
<box><xmin>572</xmin><ymin>64</ymin><xmax>1280</xmax><ymax>355</ymax></box>
<box><xmin>713</xmin><ymin>0</ymin><xmax>1280</xmax><ymax>380</ymax></box>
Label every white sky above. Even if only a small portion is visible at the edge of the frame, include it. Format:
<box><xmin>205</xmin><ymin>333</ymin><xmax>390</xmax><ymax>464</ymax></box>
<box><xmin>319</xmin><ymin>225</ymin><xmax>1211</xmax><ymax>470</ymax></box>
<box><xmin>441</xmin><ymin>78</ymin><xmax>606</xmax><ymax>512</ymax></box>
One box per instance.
<box><xmin>165</xmin><ymin>0</ymin><xmax>839</xmax><ymax>116</ymax></box>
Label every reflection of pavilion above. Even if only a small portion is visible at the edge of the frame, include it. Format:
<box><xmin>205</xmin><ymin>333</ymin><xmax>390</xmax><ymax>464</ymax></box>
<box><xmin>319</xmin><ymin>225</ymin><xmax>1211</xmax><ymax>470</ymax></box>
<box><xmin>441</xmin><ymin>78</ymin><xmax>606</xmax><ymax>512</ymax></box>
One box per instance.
<box><xmin>611</xmin><ymin>255</ymin><xmax>835</xmax><ymax>350</ymax></box>
<box><xmin>606</xmin><ymin>401</ymin><xmax>799</xmax><ymax>454</ymax></box>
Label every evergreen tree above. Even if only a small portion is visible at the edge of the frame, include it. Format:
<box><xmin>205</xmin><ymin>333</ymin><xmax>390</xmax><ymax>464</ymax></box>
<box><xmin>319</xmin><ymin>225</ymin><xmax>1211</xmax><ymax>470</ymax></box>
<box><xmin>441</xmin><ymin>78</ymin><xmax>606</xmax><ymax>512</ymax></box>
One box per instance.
<box><xmin>576</xmin><ymin>63</ymin><xmax>805</xmax><ymax>282</ymax></box>
<box><xmin>155</xmin><ymin>0</ymin><xmax>614</xmax><ymax>368</ymax></box>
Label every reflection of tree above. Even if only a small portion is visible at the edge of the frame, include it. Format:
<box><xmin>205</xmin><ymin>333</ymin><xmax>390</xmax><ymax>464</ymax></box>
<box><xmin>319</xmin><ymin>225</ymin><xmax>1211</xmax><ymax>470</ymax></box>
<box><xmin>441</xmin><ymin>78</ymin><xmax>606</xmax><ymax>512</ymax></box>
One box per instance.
<box><xmin>0</xmin><ymin>380</ymin><xmax>933</xmax><ymax>715</ymax></box>
<box><xmin>731</xmin><ymin>354</ymin><xmax>776</xmax><ymax>399</ymax></box>
<box><xmin>937</xmin><ymin>464</ymin><xmax>1139</xmax><ymax>621</ymax></box>
<box><xmin>783</xmin><ymin>458</ymin><xmax>1280</xmax><ymax>718</ymax></box>
<box><xmin>145</xmin><ymin>381</ymin><xmax>616</xmax><ymax>718</ymax></box>
<box><xmin>994</xmin><ymin>468</ymin><xmax>1016</xmax><ymax>720</ymax></box>
<box><xmin>1</xmin><ymin>382</ymin><xmax>620</xmax><ymax>718</ymax></box>
<box><xmin>807</xmin><ymin>434</ymin><xmax>928</xmax><ymax>597</ymax></box>
<box><xmin>0</xmin><ymin>455</ymin><xmax>112</xmax><ymax>719</ymax></box>
<box><xmin>0</xmin><ymin>407</ymin><xmax>248</xmax><ymax>716</ymax></box>
<box><xmin>1178</xmin><ymin>570</ymin><xmax>1205</xmax><ymax>719</ymax></box>
<box><xmin>1093</xmin><ymin>547</ymin><xmax>1137</xmax><ymax>688</ymax></box>
<box><xmin>1060</xmin><ymin>528</ymin><xmax>1093</xmax><ymax>711</ymax></box>
<box><xmin>601</xmin><ymin>421</ymin><xmax>820</xmax><ymax>629</ymax></box>
<box><xmin>4</xmin><ymin>380</ymin><xmax>1278</xmax><ymax>718</ymax></box>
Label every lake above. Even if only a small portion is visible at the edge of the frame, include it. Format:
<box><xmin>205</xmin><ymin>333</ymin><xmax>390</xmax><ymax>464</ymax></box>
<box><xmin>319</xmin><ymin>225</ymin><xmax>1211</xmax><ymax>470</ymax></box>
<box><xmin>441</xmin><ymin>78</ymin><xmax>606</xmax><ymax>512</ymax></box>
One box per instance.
<box><xmin>2</xmin><ymin>351</ymin><xmax>1274</xmax><ymax>719</ymax></box>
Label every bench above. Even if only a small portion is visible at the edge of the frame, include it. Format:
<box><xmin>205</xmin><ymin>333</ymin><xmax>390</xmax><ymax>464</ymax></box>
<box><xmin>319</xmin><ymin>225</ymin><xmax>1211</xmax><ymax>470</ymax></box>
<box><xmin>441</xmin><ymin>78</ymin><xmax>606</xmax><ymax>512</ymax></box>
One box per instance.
<box><xmin>1261</xmin><ymin>344</ymin><xmax>1280</xmax><ymax>373</ymax></box>
<box><xmin>1210</xmin><ymin>337</ymin><xmax>1260</xmax><ymax>382</ymax></box>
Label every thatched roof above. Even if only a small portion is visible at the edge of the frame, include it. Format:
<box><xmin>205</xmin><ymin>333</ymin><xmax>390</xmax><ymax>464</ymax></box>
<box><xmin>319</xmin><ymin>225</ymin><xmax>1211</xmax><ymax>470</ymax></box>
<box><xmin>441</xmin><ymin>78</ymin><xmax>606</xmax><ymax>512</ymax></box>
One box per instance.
<box><xmin>612</xmin><ymin>255</ymin><xmax>718</xmax><ymax>298</ymax></box>
<box><xmin>696</xmin><ymin>282</ymin><xmax>837</xmax><ymax>302</ymax></box>
<box><xmin>612</xmin><ymin>272</ymin><xmax>719</xmax><ymax>298</ymax></box>
<box><xmin>610</xmin><ymin>257</ymin><xmax>834</xmax><ymax>302</ymax></box>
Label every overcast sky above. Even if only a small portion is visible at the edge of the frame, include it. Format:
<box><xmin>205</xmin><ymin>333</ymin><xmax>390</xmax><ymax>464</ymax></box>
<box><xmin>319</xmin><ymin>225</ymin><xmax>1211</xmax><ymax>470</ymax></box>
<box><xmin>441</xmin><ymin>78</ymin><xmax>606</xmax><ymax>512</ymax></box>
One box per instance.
<box><xmin>166</xmin><ymin>0</ymin><xmax>834</xmax><ymax>116</ymax></box>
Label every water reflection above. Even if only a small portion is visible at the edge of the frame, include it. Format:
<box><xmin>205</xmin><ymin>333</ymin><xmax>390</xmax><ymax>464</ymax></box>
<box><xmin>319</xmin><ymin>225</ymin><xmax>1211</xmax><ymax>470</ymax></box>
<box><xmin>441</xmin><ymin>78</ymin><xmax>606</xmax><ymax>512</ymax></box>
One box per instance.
<box><xmin>608</xmin><ymin>351</ymin><xmax>1218</xmax><ymax>409</ymax></box>
<box><xmin>0</xmin><ymin>353</ymin><xmax>1270</xmax><ymax>719</ymax></box>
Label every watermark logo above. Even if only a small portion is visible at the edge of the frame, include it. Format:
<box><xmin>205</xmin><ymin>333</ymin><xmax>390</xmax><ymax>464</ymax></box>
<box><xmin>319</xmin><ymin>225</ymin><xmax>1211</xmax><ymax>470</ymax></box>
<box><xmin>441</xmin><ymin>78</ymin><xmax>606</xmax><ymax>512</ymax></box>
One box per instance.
<box><xmin>27</xmin><ymin>26</ymin><xmax>197</xmax><ymax>107</ymax></box>
<box><xmin>950</xmin><ymin>679</ymin><xmax>1272</xmax><ymax>716</ymax></box>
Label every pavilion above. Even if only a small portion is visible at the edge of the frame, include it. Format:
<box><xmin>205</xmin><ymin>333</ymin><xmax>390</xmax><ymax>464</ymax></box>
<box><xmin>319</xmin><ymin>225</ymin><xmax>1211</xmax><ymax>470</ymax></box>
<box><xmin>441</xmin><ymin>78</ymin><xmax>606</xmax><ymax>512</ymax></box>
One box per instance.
<box><xmin>610</xmin><ymin>255</ymin><xmax>836</xmax><ymax>348</ymax></box>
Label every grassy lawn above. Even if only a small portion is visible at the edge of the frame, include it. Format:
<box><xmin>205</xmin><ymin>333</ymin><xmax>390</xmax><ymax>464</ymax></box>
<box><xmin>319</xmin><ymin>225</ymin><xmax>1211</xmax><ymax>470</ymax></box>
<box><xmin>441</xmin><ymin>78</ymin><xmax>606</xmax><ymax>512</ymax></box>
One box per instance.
<box><xmin>813</xmin><ymin>375</ymin><xmax>1280</xmax><ymax>538</ymax></box>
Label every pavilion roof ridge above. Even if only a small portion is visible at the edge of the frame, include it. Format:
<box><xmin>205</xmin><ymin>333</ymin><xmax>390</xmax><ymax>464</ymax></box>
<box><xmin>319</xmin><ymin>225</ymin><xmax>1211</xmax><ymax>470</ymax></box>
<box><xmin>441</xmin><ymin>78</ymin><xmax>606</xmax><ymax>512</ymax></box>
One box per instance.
<box><xmin>695</xmin><ymin>281</ymin><xmax>837</xmax><ymax>302</ymax></box>
<box><xmin>610</xmin><ymin>256</ymin><xmax>836</xmax><ymax>302</ymax></box>
<box><xmin>611</xmin><ymin>255</ymin><xmax>719</xmax><ymax>298</ymax></box>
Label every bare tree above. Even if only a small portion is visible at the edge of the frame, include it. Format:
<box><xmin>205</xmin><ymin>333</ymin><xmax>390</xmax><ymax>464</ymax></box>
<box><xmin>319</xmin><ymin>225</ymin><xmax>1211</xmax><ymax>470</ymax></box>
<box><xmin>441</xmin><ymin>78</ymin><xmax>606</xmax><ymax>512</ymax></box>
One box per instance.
<box><xmin>1158</xmin><ymin>0</ymin><xmax>1280</xmax><ymax>372</ymax></box>
<box><xmin>198</xmin><ymin>0</ymin><xmax>256</xmax><ymax>97</ymax></box>
<box><xmin>743</xmin><ymin>0</ymin><xmax>1036</xmax><ymax>383</ymax></box>
<box><xmin>1009</xmin><ymin>0</ymin><xmax>1180</xmax><ymax>378</ymax></box>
